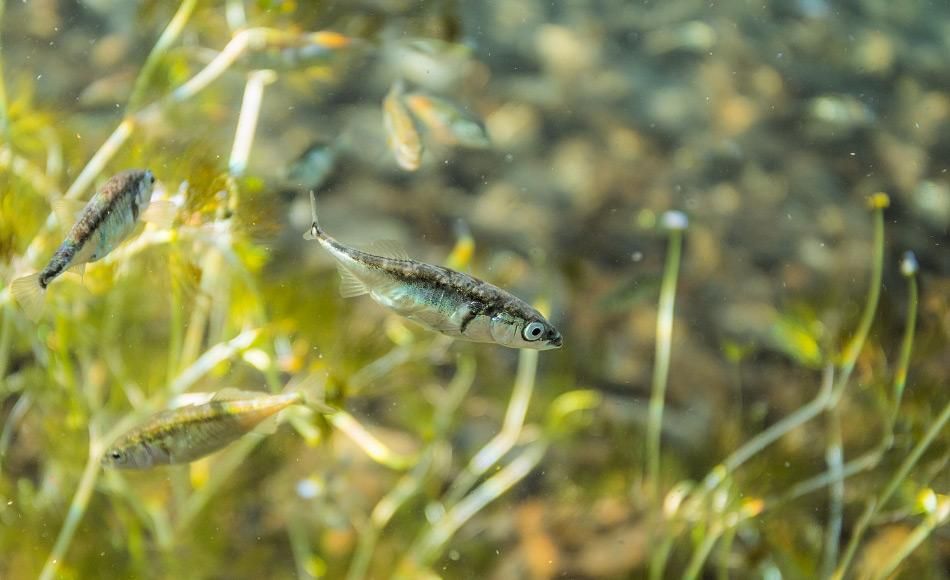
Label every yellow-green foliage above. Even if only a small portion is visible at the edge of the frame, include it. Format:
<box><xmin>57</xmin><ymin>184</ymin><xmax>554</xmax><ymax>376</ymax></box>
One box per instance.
<box><xmin>1</xmin><ymin>2</ymin><xmax>948</xmax><ymax>580</ymax></box>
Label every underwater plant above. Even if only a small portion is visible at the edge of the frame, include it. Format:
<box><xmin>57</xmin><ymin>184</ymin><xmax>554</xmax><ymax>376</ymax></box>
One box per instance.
<box><xmin>1</xmin><ymin>2</ymin><xmax>947</xmax><ymax>579</ymax></box>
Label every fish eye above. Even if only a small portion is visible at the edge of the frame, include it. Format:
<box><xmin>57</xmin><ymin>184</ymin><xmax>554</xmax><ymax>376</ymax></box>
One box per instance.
<box><xmin>110</xmin><ymin>450</ymin><xmax>122</xmax><ymax>460</ymax></box>
<box><xmin>523</xmin><ymin>321</ymin><xmax>545</xmax><ymax>341</ymax></box>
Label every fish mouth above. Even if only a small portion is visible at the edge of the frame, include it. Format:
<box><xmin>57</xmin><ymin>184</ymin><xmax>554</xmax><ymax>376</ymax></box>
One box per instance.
<box><xmin>546</xmin><ymin>335</ymin><xmax>563</xmax><ymax>349</ymax></box>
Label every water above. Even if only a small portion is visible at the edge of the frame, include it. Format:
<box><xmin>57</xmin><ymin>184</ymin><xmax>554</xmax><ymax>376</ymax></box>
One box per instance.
<box><xmin>0</xmin><ymin>1</ymin><xmax>948</xmax><ymax>578</ymax></box>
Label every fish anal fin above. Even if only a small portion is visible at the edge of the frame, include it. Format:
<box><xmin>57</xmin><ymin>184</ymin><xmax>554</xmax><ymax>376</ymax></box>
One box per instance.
<box><xmin>251</xmin><ymin>414</ymin><xmax>280</xmax><ymax>436</ymax></box>
<box><xmin>10</xmin><ymin>273</ymin><xmax>45</xmax><ymax>320</ymax></box>
<box><xmin>367</xmin><ymin>239</ymin><xmax>410</xmax><ymax>260</ymax></box>
<box><xmin>51</xmin><ymin>199</ymin><xmax>85</xmax><ymax>228</ymax></box>
<box><xmin>70</xmin><ymin>263</ymin><xmax>86</xmax><ymax>280</ymax></box>
<box><xmin>337</xmin><ymin>265</ymin><xmax>368</xmax><ymax>298</ymax></box>
<box><xmin>141</xmin><ymin>200</ymin><xmax>177</xmax><ymax>228</ymax></box>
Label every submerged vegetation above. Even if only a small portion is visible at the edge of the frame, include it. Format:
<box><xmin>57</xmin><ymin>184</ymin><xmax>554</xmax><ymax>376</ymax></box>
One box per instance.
<box><xmin>1</xmin><ymin>1</ymin><xmax>948</xmax><ymax>579</ymax></box>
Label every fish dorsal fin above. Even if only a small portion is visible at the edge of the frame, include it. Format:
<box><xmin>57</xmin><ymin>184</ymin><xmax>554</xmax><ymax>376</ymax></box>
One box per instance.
<box><xmin>367</xmin><ymin>239</ymin><xmax>410</xmax><ymax>260</ymax></box>
<box><xmin>141</xmin><ymin>200</ymin><xmax>177</xmax><ymax>228</ymax></box>
<box><xmin>212</xmin><ymin>388</ymin><xmax>262</xmax><ymax>401</ymax></box>
<box><xmin>337</xmin><ymin>264</ymin><xmax>369</xmax><ymax>298</ymax></box>
<box><xmin>51</xmin><ymin>198</ymin><xmax>85</xmax><ymax>228</ymax></box>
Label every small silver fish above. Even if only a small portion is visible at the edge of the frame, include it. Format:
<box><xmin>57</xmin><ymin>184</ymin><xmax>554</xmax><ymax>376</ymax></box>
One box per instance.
<box><xmin>382</xmin><ymin>81</ymin><xmax>423</xmax><ymax>171</ymax></box>
<box><xmin>247</xmin><ymin>31</ymin><xmax>358</xmax><ymax>70</ymax></box>
<box><xmin>10</xmin><ymin>169</ymin><xmax>167</xmax><ymax>318</ymax></box>
<box><xmin>404</xmin><ymin>92</ymin><xmax>490</xmax><ymax>149</ymax></box>
<box><xmin>284</xmin><ymin>140</ymin><xmax>338</xmax><ymax>190</ymax></box>
<box><xmin>102</xmin><ymin>388</ymin><xmax>320</xmax><ymax>469</ymax></box>
<box><xmin>302</xmin><ymin>192</ymin><xmax>562</xmax><ymax>350</ymax></box>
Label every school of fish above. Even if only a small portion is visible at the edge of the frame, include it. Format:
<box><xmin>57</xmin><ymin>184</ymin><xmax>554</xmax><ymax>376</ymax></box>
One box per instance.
<box><xmin>11</xmin><ymin>69</ymin><xmax>562</xmax><ymax>469</ymax></box>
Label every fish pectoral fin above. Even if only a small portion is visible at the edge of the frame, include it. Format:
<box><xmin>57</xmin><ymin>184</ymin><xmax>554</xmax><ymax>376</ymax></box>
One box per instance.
<box><xmin>337</xmin><ymin>265</ymin><xmax>369</xmax><ymax>298</ymax></box>
<box><xmin>366</xmin><ymin>239</ymin><xmax>410</xmax><ymax>260</ymax></box>
<box><xmin>141</xmin><ymin>200</ymin><xmax>177</xmax><ymax>228</ymax></box>
<box><xmin>51</xmin><ymin>198</ymin><xmax>86</xmax><ymax>228</ymax></box>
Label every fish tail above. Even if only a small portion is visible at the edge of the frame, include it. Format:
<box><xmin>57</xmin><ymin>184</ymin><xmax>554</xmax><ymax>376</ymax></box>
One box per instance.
<box><xmin>285</xmin><ymin>372</ymin><xmax>335</xmax><ymax>414</ymax></box>
<box><xmin>302</xmin><ymin>190</ymin><xmax>325</xmax><ymax>241</ymax></box>
<box><xmin>10</xmin><ymin>273</ymin><xmax>45</xmax><ymax>320</ymax></box>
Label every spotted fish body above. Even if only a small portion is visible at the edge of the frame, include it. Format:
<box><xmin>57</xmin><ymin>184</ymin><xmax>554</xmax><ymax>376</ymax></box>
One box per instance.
<box><xmin>47</xmin><ymin>170</ymin><xmax>156</xmax><ymax>281</ymax></box>
<box><xmin>303</xmin><ymin>192</ymin><xmax>562</xmax><ymax>350</ymax></box>
<box><xmin>102</xmin><ymin>391</ymin><xmax>304</xmax><ymax>469</ymax></box>
<box><xmin>10</xmin><ymin>169</ymin><xmax>156</xmax><ymax>318</ymax></box>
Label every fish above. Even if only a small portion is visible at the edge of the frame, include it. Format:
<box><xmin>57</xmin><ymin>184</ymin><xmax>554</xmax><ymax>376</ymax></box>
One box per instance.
<box><xmin>102</xmin><ymin>384</ymin><xmax>330</xmax><ymax>469</ymax></box>
<box><xmin>247</xmin><ymin>30</ymin><xmax>359</xmax><ymax>70</ymax></box>
<box><xmin>10</xmin><ymin>169</ymin><xmax>173</xmax><ymax>319</ymax></box>
<box><xmin>403</xmin><ymin>92</ymin><xmax>490</xmax><ymax>149</ymax></box>
<box><xmin>283</xmin><ymin>140</ymin><xmax>338</xmax><ymax>191</ymax></box>
<box><xmin>302</xmin><ymin>191</ymin><xmax>562</xmax><ymax>350</ymax></box>
<box><xmin>382</xmin><ymin>81</ymin><xmax>423</xmax><ymax>171</ymax></box>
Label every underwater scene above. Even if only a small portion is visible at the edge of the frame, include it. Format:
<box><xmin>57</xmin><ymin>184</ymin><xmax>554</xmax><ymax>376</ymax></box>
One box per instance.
<box><xmin>0</xmin><ymin>0</ymin><xmax>948</xmax><ymax>578</ymax></box>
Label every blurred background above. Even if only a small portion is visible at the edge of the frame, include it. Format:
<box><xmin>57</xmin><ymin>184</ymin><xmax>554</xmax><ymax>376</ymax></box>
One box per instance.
<box><xmin>0</xmin><ymin>0</ymin><xmax>947</xmax><ymax>578</ymax></box>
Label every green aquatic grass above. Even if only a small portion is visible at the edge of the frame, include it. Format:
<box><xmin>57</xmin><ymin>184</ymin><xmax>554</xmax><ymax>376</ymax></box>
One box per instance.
<box><xmin>1</xmin><ymin>4</ymin><xmax>947</xmax><ymax>579</ymax></box>
<box><xmin>647</xmin><ymin>193</ymin><xmax>943</xmax><ymax>578</ymax></box>
<box><xmin>645</xmin><ymin>210</ymin><xmax>687</xmax><ymax>505</ymax></box>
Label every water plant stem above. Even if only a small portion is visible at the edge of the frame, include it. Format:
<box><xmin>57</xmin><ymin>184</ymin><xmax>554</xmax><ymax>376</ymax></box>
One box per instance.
<box><xmin>821</xmin><ymin>406</ymin><xmax>844</xmax><ymax>577</ymax></box>
<box><xmin>646</xmin><ymin>212</ymin><xmax>685</xmax><ymax>502</ymax></box>
<box><xmin>833</xmin><ymin>399</ymin><xmax>950</xmax><ymax>579</ymax></box>
<box><xmin>405</xmin><ymin>440</ymin><xmax>547</xmax><ymax>570</ymax></box>
<box><xmin>648</xmin><ymin>536</ymin><xmax>676</xmax><ymax>580</ymax></box>
<box><xmin>167</xmin><ymin>264</ymin><xmax>184</xmax><ymax>387</ymax></box>
<box><xmin>288</xmin><ymin>513</ymin><xmax>316</xmax><ymax>580</ymax></box>
<box><xmin>0</xmin><ymin>0</ymin><xmax>8</xmax><ymax>138</ymax></box>
<box><xmin>346</xmin><ymin>357</ymin><xmax>475</xmax><ymax>580</ymax></box>
<box><xmin>0</xmin><ymin>391</ymin><xmax>30</xmax><ymax>475</ymax></box>
<box><xmin>890</xmin><ymin>254</ymin><xmax>919</xmax><ymax>425</ymax></box>
<box><xmin>717</xmin><ymin>525</ymin><xmax>735</xmax><ymax>580</ymax></box>
<box><xmin>179</xmin><ymin>63</ymin><xmax>270</xmax><ymax>371</ymax></box>
<box><xmin>443</xmin><ymin>348</ymin><xmax>538</xmax><ymax>506</ymax></box>
<box><xmin>0</xmin><ymin>303</ymin><xmax>11</xmax><ymax>382</ymax></box>
<box><xmin>683</xmin><ymin>526</ymin><xmax>721</xmax><ymax>580</ymax></box>
<box><xmin>767</xmin><ymin>447</ymin><xmax>881</xmax><ymax>509</ymax></box>
<box><xmin>39</xmin><ymin>440</ymin><xmax>102</xmax><ymax>580</ymax></box>
<box><xmin>328</xmin><ymin>411</ymin><xmax>417</xmax><ymax>470</ymax></box>
<box><xmin>871</xmin><ymin>494</ymin><xmax>950</xmax><ymax>580</ymax></box>
<box><xmin>830</xmin><ymin>193</ymin><xmax>887</xmax><ymax>405</ymax></box>
<box><xmin>708</xmin><ymin>365</ymin><xmax>834</xmax><ymax>489</ymax></box>
<box><xmin>0</xmin><ymin>146</ymin><xmax>62</xmax><ymax>196</ymax></box>
<box><xmin>347</xmin><ymin>451</ymin><xmax>435</xmax><ymax>580</ymax></box>
<box><xmin>126</xmin><ymin>0</ymin><xmax>198</xmax><ymax>113</ymax></box>
<box><xmin>229</xmin><ymin>70</ymin><xmax>276</xmax><ymax>177</ymax></box>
